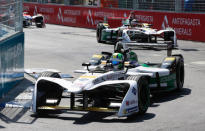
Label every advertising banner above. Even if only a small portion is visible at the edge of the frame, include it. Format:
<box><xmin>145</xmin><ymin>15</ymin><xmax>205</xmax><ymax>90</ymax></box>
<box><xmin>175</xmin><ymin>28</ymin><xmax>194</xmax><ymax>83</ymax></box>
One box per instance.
<box><xmin>23</xmin><ymin>3</ymin><xmax>205</xmax><ymax>41</ymax></box>
<box><xmin>129</xmin><ymin>11</ymin><xmax>204</xmax><ymax>41</ymax></box>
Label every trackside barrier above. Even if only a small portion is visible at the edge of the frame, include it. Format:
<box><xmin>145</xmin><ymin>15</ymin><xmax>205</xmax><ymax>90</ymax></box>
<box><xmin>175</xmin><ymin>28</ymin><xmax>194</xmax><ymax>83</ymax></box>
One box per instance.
<box><xmin>0</xmin><ymin>32</ymin><xmax>24</xmax><ymax>98</ymax></box>
<box><xmin>23</xmin><ymin>3</ymin><xmax>205</xmax><ymax>42</ymax></box>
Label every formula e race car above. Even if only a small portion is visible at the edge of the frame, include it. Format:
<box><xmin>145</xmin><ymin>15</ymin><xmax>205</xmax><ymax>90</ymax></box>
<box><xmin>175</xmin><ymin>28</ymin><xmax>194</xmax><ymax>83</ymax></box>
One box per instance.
<box><xmin>31</xmin><ymin>40</ymin><xmax>184</xmax><ymax>118</ymax></box>
<box><xmin>23</xmin><ymin>12</ymin><xmax>45</xmax><ymax>28</ymax></box>
<box><xmin>32</xmin><ymin>14</ymin><xmax>46</xmax><ymax>28</ymax></box>
<box><xmin>23</xmin><ymin>12</ymin><xmax>32</xmax><ymax>27</ymax></box>
<box><xmin>96</xmin><ymin>20</ymin><xmax>177</xmax><ymax>48</ymax></box>
<box><xmin>31</xmin><ymin>63</ymin><xmax>151</xmax><ymax>117</ymax></box>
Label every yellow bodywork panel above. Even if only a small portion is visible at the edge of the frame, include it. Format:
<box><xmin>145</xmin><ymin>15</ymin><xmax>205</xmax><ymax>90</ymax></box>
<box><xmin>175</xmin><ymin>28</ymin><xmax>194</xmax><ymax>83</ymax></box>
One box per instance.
<box><xmin>92</xmin><ymin>54</ymin><xmax>103</xmax><ymax>59</ymax></box>
<box><xmin>80</xmin><ymin>75</ymin><xmax>97</xmax><ymax>79</ymax></box>
<box><xmin>38</xmin><ymin>106</ymin><xmax>118</xmax><ymax>112</ymax></box>
<box><xmin>165</xmin><ymin>57</ymin><xmax>176</xmax><ymax>61</ymax></box>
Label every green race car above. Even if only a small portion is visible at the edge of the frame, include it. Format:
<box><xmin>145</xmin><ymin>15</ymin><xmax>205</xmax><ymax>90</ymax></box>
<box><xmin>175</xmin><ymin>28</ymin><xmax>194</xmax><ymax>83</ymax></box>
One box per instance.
<box><xmin>96</xmin><ymin>20</ymin><xmax>177</xmax><ymax>48</ymax></box>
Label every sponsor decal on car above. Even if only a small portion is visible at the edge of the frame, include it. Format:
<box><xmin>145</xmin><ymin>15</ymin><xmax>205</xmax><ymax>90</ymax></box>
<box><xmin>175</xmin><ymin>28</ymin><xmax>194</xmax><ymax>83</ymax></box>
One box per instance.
<box><xmin>126</xmin><ymin>100</ymin><xmax>137</xmax><ymax>106</ymax></box>
<box><xmin>132</xmin><ymin>87</ymin><xmax>137</xmax><ymax>95</ymax></box>
<box><xmin>123</xmin><ymin>106</ymin><xmax>138</xmax><ymax>114</ymax></box>
<box><xmin>79</xmin><ymin>78</ymin><xmax>89</xmax><ymax>81</ymax></box>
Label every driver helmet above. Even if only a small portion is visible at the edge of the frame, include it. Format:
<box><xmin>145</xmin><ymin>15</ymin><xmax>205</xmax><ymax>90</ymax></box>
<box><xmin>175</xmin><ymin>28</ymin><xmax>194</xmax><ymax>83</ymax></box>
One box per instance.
<box><xmin>110</xmin><ymin>53</ymin><xmax>124</xmax><ymax>70</ymax></box>
<box><xmin>127</xmin><ymin>51</ymin><xmax>138</xmax><ymax>65</ymax></box>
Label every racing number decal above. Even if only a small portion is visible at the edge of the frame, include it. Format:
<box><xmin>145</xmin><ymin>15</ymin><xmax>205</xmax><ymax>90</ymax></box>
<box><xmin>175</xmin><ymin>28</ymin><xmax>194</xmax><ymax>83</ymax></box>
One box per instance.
<box><xmin>88</xmin><ymin>0</ymin><xmax>98</xmax><ymax>6</ymax></box>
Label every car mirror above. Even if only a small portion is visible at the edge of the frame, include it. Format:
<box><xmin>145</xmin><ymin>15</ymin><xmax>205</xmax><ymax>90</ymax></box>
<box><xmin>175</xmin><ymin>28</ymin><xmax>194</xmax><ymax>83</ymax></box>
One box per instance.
<box><xmin>82</xmin><ymin>63</ymin><xmax>91</xmax><ymax>71</ymax></box>
<box><xmin>82</xmin><ymin>63</ymin><xmax>91</xmax><ymax>67</ymax></box>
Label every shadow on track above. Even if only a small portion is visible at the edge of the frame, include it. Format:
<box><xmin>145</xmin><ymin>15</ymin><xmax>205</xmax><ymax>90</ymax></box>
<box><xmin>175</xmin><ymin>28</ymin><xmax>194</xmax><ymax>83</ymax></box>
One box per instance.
<box><xmin>150</xmin><ymin>88</ymin><xmax>191</xmax><ymax>107</ymax></box>
<box><xmin>30</xmin><ymin>88</ymin><xmax>191</xmax><ymax>124</ymax></box>
<box><xmin>0</xmin><ymin>78</ymin><xmax>37</xmax><ymax>125</ymax></box>
<box><xmin>31</xmin><ymin>111</ymin><xmax>155</xmax><ymax>124</ymax></box>
<box><xmin>180</xmin><ymin>48</ymin><xmax>199</xmax><ymax>52</ymax></box>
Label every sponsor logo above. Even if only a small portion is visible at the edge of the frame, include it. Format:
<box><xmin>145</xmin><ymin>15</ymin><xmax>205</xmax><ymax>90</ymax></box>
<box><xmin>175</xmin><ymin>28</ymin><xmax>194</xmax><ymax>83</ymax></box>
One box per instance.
<box><xmin>132</xmin><ymin>87</ymin><xmax>137</xmax><ymax>95</ymax></box>
<box><xmin>87</xmin><ymin>10</ymin><xmax>94</xmax><ymax>25</ymax></box>
<box><xmin>126</xmin><ymin>100</ymin><xmax>137</xmax><ymax>106</ymax></box>
<box><xmin>57</xmin><ymin>8</ymin><xmax>64</xmax><ymax>23</ymax></box>
<box><xmin>39</xmin><ymin>7</ymin><xmax>54</xmax><ymax>14</ymax></box>
<box><xmin>64</xmin><ymin>10</ymin><xmax>81</xmax><ymax>16</ymax></box>
<box><xmin>63</xmin><ymin>17</ymin><xmax>76</xmax><ymax>24</ymax></box>
<box><xmin>162</xmin><ymin>15</ymin><xmax>169</xmax><ymax>30</ymax></box>
<box><xmin>123</xmin><ymin>106</ymin><xmax>138</xmax><ymax>114</ymax></box>
<box><xmin>162</xmin><ymin>16</ymin><xmax>200</xmax><ymax>36</ymax></box>
<box><xmin>135</xmin><ymin>15</ymin><xmax>153</xmax><ymax>23</ymax></box>
<box><xmin>172</xmin><ymin>18</ymin><xmax>200</xmax><ymax>26</ymax></box>
<box><xmin>33</xmin><ymin>6</ymin><xmax>38</xmax><ymax>16</ymax></box>
<box><xmin>126</xmin><ymin>101</ymin><xmax>129</xmax><ymax>106</ymax></box>
<box><xmin>94</xmin><ymin>12</ymin><xmax>114</xmax><ymax>18</ymax></box>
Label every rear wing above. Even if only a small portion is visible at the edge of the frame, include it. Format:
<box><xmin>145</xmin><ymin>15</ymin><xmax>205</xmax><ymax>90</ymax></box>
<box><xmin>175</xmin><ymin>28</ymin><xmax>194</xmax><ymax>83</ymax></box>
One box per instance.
<box><xmin>117</xmin><ymin>28</ymin><xmax>177</xmax><ymax>51</ymax></box>
<box><xmin>115</xmin><ymin>40</ymin><xmax>177</xmax><ymax>57</ymax></box>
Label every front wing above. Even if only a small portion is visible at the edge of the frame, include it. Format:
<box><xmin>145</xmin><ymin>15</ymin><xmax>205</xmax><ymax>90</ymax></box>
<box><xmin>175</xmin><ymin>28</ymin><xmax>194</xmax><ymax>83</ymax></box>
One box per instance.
<box><xmin>32</xmin><ymin>78</ymin><xmax>140</xmax><ymax>117</ymax></box>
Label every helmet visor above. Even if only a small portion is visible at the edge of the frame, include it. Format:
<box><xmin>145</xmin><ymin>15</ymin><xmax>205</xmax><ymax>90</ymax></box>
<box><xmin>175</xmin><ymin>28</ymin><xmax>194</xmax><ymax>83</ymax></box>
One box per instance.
<box><xmin>112</xmin><ymin>60</ymin><xmax>120</xmax><ymax>65</ymax></box>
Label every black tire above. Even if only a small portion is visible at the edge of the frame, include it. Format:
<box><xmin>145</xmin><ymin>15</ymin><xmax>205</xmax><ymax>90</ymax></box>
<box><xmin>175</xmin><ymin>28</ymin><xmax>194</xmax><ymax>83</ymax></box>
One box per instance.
<box><xmin>175</xmin><ymin>56</ymin><xmax>185</xmax><ymax>90</ymax></box>
<box><xmin>127</xmin><ymin>75</ymin><xmax>150</xmax><ymax>115</ymax></box>
<box><xmin>96</xmin><ymin>24</ymin><xmax>104</xmax><ymax>43</ymax></box>
<box><xmin>38</xmin><ymin>71</ymin><xmax>62</xmax><ymax>105</ymax></box>
<box><xmin>39</xmin><ymin>71</ymin><xmax>61</xmax><ymax>78</ymax></box>
<box><xmin>36</xmin><ymin>23</ymin><xmax>43</xmax><ymax>28</ymax></box>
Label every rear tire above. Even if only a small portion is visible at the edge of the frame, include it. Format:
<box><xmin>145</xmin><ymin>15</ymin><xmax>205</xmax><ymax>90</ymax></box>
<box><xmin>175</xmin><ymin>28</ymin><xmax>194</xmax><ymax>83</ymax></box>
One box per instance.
<box><xmin>96</xmin><ymin>23</ymin><xmax>104</xmax><ymax>43</ymax></box>
<box><xmin>127</xmin><ymin>75</ymin><xmax>150</xmax><ymax>115</ymax></box>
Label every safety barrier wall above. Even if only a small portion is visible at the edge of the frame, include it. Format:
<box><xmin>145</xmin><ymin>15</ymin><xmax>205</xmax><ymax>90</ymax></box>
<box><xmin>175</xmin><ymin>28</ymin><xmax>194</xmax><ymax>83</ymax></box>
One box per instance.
<box><xmin>24</xmin><ymin>3</ymin><xmax>205</xmax><ymax>42</ymax></box>
<box><xmin>0</xmin><ymin>32</ymin><xmax>24</xmax><ymax>97</ymax></box>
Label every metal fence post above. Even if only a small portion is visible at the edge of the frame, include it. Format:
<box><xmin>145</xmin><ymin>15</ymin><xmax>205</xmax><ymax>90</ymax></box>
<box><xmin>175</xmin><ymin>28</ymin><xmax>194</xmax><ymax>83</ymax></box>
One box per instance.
<box><xmin>133</xmin><ymin>0</ymin><xmax>137</xmax><ymax>10</ymax></box>
<box><xmin>20</xmin><ymin>0</ymin><xmax>23</xmax><ymax>32</ymax></box>
<box><xmin>64</xmin><ymin>0</ymin><xmax>70</xmax><ymax>5</ymax></box>
<box><xmin>175</xmin><ymin>0</ymin><xmax>182</xmax><ymax>12</ymax></box>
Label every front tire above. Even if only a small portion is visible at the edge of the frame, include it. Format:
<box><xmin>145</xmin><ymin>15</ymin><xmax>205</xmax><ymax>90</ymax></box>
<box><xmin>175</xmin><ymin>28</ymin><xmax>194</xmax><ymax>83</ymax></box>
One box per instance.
<box><xmin>174</xmin><ymin>56</ymin><xmax>185</xmax><ymax>90</ymax></box>
<box><xmin>127</xmin><ymin>75</ymin><xmax>150</xmax><ymax>115</ymax></box>
<box><xmin>96</xmin><ymin>23</ymin><xmax>105</xmax><ymax>43</ymax></box>
<box><xmin>37</xmin><ymin>71</ymin><xmax>63</xmax><ymax>107</ymax></box>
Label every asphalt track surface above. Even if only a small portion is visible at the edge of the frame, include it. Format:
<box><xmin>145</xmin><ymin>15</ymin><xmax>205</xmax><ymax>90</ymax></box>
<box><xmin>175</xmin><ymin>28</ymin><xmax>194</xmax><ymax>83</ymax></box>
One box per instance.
<box><xmin>1</xmin><ymin>24</ymin><xmax>205</xmax><ymax>131</ymax></box>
